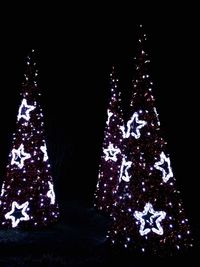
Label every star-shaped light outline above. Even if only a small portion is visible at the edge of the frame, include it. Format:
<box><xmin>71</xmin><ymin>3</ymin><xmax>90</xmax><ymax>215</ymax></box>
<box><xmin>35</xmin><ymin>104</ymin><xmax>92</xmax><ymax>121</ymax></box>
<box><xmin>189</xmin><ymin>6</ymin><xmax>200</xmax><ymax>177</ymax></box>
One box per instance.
<box><xmin>106</xmin><ymin>109</ymin><xmax>113</xmax><ymax>126</ymax></box>
<box><xmin>47</xmin><ymin>181</ymin><xmax>56</xmax><ymax>204</ymax></box>
<box><xmin>120</xmin><ymin>112</ymin><xmax>147</xmax><ymax>139</ymax></box>
<box><xmin>0</xmin><ymin>182</ymin><xmax>5</xmax><ymax>196</ymax></box>
<box><xmin>103</xmin><ymin>143</ymin><xmax>121</xmax><ymax>162</ymax></box>
<box><xmin>119</xmin><ymin>156</ymin><xmax>132</xmax><ymax>183</ymax></box>
<box><xmin>153</xmin><ymin>107</ymin><xmax>161</xmax><ymax>126</ymax></box>
<box><xmin>40</xmin><ymin>143</ymin><xmax>48</xmax><ymax>162</ymax></box>
<box><xmin>11</xmin><ymin>144</ymin><xmax>31</xmax><ymax>169</ymax></box>
<box><xmin>17</xmin><ymin>98</ymin><xmax>36</xmax><ymax>121</ymax></box>
<box><xmin>154</xmin><ymin>151</ymin><xmax>173</xmax><ymax>183</ymax></box>
<box><xmin>5</xmin><ymin>201</ymin><xmax>30</xmax><ymax>228</ymax></box>
<box><xmin>134</xmin><ymin>202</ymin><xmax>166</xmax><ymax>236</ymax></box>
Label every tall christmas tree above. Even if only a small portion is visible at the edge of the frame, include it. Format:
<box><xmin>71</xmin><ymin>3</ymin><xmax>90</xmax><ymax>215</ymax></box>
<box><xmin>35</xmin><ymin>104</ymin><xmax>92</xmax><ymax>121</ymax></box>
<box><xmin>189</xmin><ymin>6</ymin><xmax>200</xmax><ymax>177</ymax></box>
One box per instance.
<box><xmin>94</xmin><ymin>66</ymin><xmax>127</xmax><ymax>214</ymax></box>
<box><xmin>107</xmin><ymin>25</ymin><xmax>193</xmax><ymax>256</ymax></box>
<box><xmin>0</xmin><ymin>49</ymin><xmax>59</xmax><ymax>228</ymax></box>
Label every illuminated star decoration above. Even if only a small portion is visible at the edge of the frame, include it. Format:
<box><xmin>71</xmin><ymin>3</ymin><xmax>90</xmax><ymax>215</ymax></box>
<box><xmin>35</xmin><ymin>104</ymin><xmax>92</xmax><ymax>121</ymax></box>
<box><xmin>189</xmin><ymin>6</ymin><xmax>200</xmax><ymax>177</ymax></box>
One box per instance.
<box><xmin>5</xmin><ymin>201</ymin><xmax>30</xmax><ymax>228</ymax></box>
<box><xmin>17</xmin><ymin>98</ymin><xmax>36</xmax><ymax>121</ymax></box>
<box><xmin>1</xmin><ymin>182</ymin><xmax>5</xmax><ymax>196</ymax></box>
<box><xmin>106</xmin><ymin>109</ymin><xmax>113</xmax><ymax>126</ymax></box>
<box><xmin>11</xmin><ymin>144</ymin><xmax>31</xmax><ymax>169</ymax></box>
<box><xmin>40</xmin><ymin>143</ymin><xmax>48</xmax><ymax>162</ymax></box>
<box><xmin>134</xmin><ymin>202</ymin><xmax>166</xmax><ymax>236</ymax></box>
<box><xmin>120</xmin><ymin>111</ymin><xmax>147</xmax><ymax>139</ymax></box>
<box><xmin>103</xmin><ymin>143</ymin><xmax>121</xmax><ymax>162</ymax></box>
<box><xmin>154</xmin><ymin>151</ymin><xmax>173</xmax><ymax>183</ymax></box>
<box><xmin>47</xmin><ymin>181</ymin><xmax>56</xmax><ymax>204</ymax></box>
<box><xmin>119</xmin><ymin>156</ymin><xmax>132</xmax><ymax>182</ymax></box>
<box><xmin>153</xmin><ymin>107</ymin><xmax>161</xmax><ymax>126</ymax></box>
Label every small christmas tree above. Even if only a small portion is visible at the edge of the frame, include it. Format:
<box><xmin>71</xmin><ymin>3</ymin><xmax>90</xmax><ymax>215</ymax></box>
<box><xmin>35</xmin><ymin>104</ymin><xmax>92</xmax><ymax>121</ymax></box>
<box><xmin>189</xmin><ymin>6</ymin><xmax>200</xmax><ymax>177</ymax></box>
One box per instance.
<box><xmin>94</xmin><ymin>66</ymin><xmax>126</xmax><ymax>214</ymax></box>
<box><xmin>0</xmin><ymin>49</ymin><xmax>59</xmax><ymax>228</ymax></box>
<box><xmin>107</xmin><ymin>25</ymin><xmax>193</xmax><ymax>256</ymax></box>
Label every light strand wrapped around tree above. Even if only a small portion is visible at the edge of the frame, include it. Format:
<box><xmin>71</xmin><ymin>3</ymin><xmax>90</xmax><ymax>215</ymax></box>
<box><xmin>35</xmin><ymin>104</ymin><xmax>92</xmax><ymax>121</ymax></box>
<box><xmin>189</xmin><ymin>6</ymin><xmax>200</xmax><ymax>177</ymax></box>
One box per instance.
<box><xmin>0</xmin><ymin>49</ymin><xmax>59</xmax><ymax>229</ymax></box>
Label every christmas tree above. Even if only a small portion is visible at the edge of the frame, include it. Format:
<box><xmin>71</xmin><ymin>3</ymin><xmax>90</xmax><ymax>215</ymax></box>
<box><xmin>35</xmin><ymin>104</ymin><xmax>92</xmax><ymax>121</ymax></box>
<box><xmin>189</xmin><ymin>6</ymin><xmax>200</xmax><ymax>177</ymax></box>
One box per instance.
<box><xmin>94</xmin><ymin>66</ymin><xmax>126</xmax><ymax>214</ymax></box>
<box><xmin>107</xmin><ymin>25</ymin><xmax>193</xmax><ymax>256</ymax></box>
<box><xmin>0</xmin><ymin>49</ymin><xmax>59</xmax><ymax>228</ymax></box>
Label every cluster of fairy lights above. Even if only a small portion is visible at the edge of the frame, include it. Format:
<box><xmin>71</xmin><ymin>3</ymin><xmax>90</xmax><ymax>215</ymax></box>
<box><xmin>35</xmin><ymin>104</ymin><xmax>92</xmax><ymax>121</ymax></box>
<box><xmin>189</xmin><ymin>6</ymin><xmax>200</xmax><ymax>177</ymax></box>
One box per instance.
<box><xmin>94</xmin><ymin>71</ymin><xmax>125</xmax><ymax>211</ymax></box>
<box><xmin>105</xmin><ymin>26</ymin><xmax>193</xmax><ymax>253</ymax></box>
<box><xmin>0</xmin><ymin>50</ymin><xmax>59</xmax><ymax>228</ymax></box>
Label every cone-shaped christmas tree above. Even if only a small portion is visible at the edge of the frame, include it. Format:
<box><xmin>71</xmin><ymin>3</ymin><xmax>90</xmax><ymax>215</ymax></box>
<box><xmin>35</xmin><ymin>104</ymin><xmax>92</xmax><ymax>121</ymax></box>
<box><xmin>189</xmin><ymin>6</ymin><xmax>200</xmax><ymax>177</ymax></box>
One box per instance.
<box><xmin>0</xmin><ymin>49</ymin><xmax>59</xmax><ymax>228</ymax></box>
<box><xmin>107</xmin><ymin>25</ymin><xmax>193</xmax><ymax>256</ymax></box>
<box><xmin>94</xmin><ymin>66</ymin><xmax>126</xmax><ymax>214</ymax></box>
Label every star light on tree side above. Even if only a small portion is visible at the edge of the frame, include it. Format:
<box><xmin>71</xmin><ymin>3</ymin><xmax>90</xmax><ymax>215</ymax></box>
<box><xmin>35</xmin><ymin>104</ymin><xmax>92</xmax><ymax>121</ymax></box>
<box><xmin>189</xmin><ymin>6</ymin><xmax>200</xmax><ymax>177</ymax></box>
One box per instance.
<box><xmin>5</xmin><ymin>201</ymin><xmax>30</xmax><ymax>228</ymax></box>
<box><xmin>0</xmin><ymin>49</ymin><xmax>59</xmax><ymax>229</ymax></box>
<box><xmin>134</xmin><ymin>202</ymin><xmax>166</xmax><ymax>236</ymax></box>
<box><xmin>17</xmin><ymin>98</ymin><xmax>36</xmax><ymax>122</ymax></box>
<box><xmin>11</xmin><ymin>144</ymin><xmax>31</xmax><ymax>169</ymax></box>
<box><xmin>120</xmin><ymin>111</ymin><xmax>147</xmax><ymax>139</ymax></box>
<box><xmin>119</xmin><ymin>156</ymin><xmax>132</xmax><ymax>183</ymax></box>
<box><xmin>40</xmin><ymin>143</ymin><xmax>49</xmax><ymax>162</ymax></box>
<box><xmin>154</xmin><ymin>151</ymin><xmax>173</xmax><ymax>183</ymax></box>
<box><xmin>103</xmin><ymin>143</ymin><xmax>121</xmax><ymax>162</ymax></box>
<box><xmin>107</xmin><ymin>25</ymin><xmax>193</xmax><ymax>256</ymax></box>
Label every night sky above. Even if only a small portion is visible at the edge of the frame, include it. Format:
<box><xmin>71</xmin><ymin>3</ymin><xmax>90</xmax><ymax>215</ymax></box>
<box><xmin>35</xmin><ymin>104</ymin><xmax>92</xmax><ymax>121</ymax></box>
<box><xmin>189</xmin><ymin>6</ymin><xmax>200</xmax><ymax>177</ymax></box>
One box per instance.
<box><xmin>0</xmin><ymin>10</ymin><xmax>198</xmax><ymax>231</ymax></box>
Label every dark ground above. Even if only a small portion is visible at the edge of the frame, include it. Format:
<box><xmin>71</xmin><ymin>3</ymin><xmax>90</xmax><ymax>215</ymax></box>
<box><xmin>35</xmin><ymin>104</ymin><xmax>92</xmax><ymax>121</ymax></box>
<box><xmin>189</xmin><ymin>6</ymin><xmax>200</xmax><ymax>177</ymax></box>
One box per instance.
<box><xmin>0</xmin><ymin>199</ymin><xmax>199</xmax><ymax>267</ymax></box>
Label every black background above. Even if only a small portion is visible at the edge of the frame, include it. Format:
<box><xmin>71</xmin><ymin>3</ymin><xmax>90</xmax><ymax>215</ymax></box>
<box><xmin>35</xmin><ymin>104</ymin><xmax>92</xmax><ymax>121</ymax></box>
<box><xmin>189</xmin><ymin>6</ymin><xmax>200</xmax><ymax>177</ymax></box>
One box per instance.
<box><xmin>0</xmin><ymin>6</ymin><xmax>198</xmax><ymax>237</ymax></box>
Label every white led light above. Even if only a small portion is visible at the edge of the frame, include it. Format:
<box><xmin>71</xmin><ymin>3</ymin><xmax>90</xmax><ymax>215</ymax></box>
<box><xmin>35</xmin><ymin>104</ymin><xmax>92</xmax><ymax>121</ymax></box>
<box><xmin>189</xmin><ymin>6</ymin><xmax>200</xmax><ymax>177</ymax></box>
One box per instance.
<box><xmin>11</xmin><ymin>144</ymin><xmax>31</xmax><ymax>169</ymax></box>
<box><xmin>17</xmin><ymin>99</ymin><xmax>35</xmax><ymax>121</ymax></box>
<box><xmin>120</xmin><ymin>111</ymin><xmax>147</xmax><ymax>139</ymax></box>
<box><xmin>47</xmin><ymin>181</ymin><xmax>56</xmax><ymax>204</ymax></box>
<box><xmin>5</xmin><ymin>201</ymin><xmax>30</xmax><ymax>227</ymax></box>
<box><xmin>0</xmin><ymin>182</ymin><xmax>5</xmax><ymax>197</ymax></box>
<box><xmin>103</xmin><ymin>143</ymin><xmax>121</xmax><ymax>162</ymax></box>
<box><xmin>154</xmin><ymin>151</ymin><xmax>173</xmax><ymax>183</ymax></box>
<box><xmin>106</xmin><ymin>109</ymin><xmax>113</xmax><ymax>126</ymax></box>
<box><xmin>40</xmin><ymin>143</ymin><xmax>48</xmax><ymax>162</ymax></box>
<box><xmin>119</xmin><ymin>156</ymin><xmax>132</xmax><ymax>183</ymax></box>
<box><xmin>134</xmin><ymin>202</ymin><xmax>166</xmax><ymax>236</ymax></box>
<box><xmin>153</xmin><ymin>107</ymin><xmax>160</xmax><ymax>126</ymax></box>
